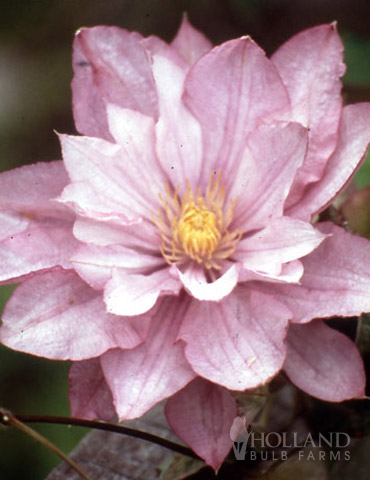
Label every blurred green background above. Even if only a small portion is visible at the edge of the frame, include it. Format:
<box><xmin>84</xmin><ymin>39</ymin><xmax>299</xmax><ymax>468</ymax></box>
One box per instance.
<box><xmin>1</xmin><ymin>1</ymin><xmax>370</xmax><ymax>478</ymax></box>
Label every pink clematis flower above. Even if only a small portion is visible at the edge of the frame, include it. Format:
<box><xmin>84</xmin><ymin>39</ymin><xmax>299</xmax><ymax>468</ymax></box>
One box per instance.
<box><xmin>2</xmin><ymin>19</ymin><xmax>370</xmax><ymax>469</ymax></box>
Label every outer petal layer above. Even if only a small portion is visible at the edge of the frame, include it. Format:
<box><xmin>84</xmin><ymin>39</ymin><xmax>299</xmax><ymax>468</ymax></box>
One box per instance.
<box><xmin>288</xmin><ymin>103</ymin><xmax>370</xmax><ymax>220</ymax></box>
<box><xmin>284</xmin><ymin>321</ymin><xmax>365</xmax><ymax>401</ymax></box>
<box><xmin>255</xmin><ymin>223</ymin><xmax>370</xmax><ymax>323</ymax></box>
<box><xmin>72</xmin><ymin>26</ymin><xmax>157</xmax><ymax>140</ymax></box>
<box><xmin>0</xmin><ymin>161</ymin><xmax>76</xmax><ymax>283</ymax></box>
<box><xmin>179</xmin><ymin>289</ymin><xmax>290</xmax><ymax>390</ymax></box>
<box><xmin>69</xmin><ymin>359</ymin><xmax>115</xmax><ymax>421</ymax></box>
<box><xmin>0</xmin><ymin>271</ymin><xmax>149</xmax><ymax>360</ymax></box>
<box><xmin>272</xmin><ymin>24</ymin><xmax>345</xmax><ymax>204</ymax></box>
<box><xmin>101</xmin><ymin>297</ymin><xmax>196</xmax><ymax>420</ymax></box>
<box><xmin>165</xmin><ymin>378</ymin><xmax>236</xmax><ymax>471</ymax></box>
<box><xmin>171</xmin><ymin>17</ymin><xmax>212</xmax><ymax>65</ymax></box>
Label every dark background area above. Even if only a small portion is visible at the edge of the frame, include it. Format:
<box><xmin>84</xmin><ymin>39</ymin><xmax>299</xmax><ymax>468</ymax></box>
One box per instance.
<box><xmin>1</xmin><ymin>1</ymin><xmax>370</xmax><ymax>478</ymax></box>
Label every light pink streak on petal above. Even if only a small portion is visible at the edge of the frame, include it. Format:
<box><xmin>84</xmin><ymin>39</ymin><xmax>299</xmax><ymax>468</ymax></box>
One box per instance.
<box><xmin>101</xmin><ymin>297</ymin><xmax>197</xmax><ymax>420</ymax></box>
<box><xmin>104</xmin><ymin>268</ymin><xmax>182</xmax><ymax>316</ymax></box>
<box><xmin>59</xmin><ymin>134</ymin><xmax>164</xmax><ymax>224</ymax></box>
<box><xmin>72</xmin><ymin>243</ymin><xmax>164</xmax><ymax>290</ymax></box>
<box><xmin>72</xmin><ymin>26</ymin><xmax>158</xmax><ymax>140</ymax></box>
<box><xmin>288</xmin><ymin>103</ymin><xmax>370</xmax><ymax>220</ymax></box>
<box><xmin>272</xmin><ymin>24</ymin><xmax>345</xmax><ymax>206</ymax></box>
<box><xmin>165</xmin><ymin>378</ymin><xmax>236</xmax><ymax>471</ymax></box>
<box><xmin>184</xmin><ymin>37</ymin><xmax>290</xmax><ymax>186</ymax></box>
<box><xmin>69</xmin><ymin>359</ymin><xmax>115</xmax><ymax>421</ymax></box>
<box><xmin>0</xmin><ymin>224</ymin><xmax>78</xmax><ymax>283</ymax></box>
<box><xmin>0</xmin><ymin>270</ymin><xmax>149</xmax><ymax>360</ymax></box>
<box><xmin>153</xmin><ymin>55</ymin><xmax>203</xmax><ymax>192</ymax></box>
<box><xmin>284</xmin><ymin>321</ymin><xmax>365</xmax><ymax>401</ymax></box>
<box><xmin>179</xmin><ymin>289</ymin><xmax>290</xmax><ymax>390</ymax></box>
<box><xmin>235</xmin><ymin>217</ymin><xmax>326</xmax><ymax>272</ymax></box>
<box><xmin>255</xmin><ymin>223</ymin><xmax>370</xmax><ymax>323</ymax></box>
<box><xmin>229</xmin><ymin>122</ymin><xmax>307</xmax><ymax>230</ymax></box>
<box><xmin>171</xmin><ymin>17</ymin><xmax>212</xmax><ymax>65</ymax></box>
<box><xmin>239</xmin><ymin>259</ymin><xmax>304</xmax><ymax>284</ymax></box>
<box><xmin>177</xmin><ymin>263</ymin><xmax>239</xmax><ymax>301</ymax></box>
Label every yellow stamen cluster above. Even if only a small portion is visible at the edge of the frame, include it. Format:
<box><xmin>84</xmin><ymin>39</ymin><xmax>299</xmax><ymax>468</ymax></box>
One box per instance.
<box><xmin>154</xmin><ymin>174</ymin><xmax>241</xmax><ymax>270</ymax></box>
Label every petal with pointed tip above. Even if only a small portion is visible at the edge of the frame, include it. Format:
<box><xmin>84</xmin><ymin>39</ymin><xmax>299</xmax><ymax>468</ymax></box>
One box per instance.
<box><xmin>165</xmin><ymin>378</ymin><xmax>236</xmax><ymax>471</ymax></box>
<box><xmin>284</xmin><ymin>321</ymin><xmax>365</xmax><ymax>401</ymax></box>
<box><xmin>69</xmin><ymin>359</ymin><xmax>115</xmax><ymax>421</ymax></box>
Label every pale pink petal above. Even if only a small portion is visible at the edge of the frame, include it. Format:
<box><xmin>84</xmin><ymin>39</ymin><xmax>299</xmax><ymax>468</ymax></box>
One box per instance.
<box><xmin>0</xmin><ymin>270</ymin><xmax>149</xmax><ymax>360</ymax></box>
<box><xmin>171</xmin><ymin>17</ymin><xmax>212</xmax><ymax>65</ymax></box>
<box><xmin>288</xmin><ymin>103</ymin><xmax>370</xmax><ymax>220</ymax></box>
<box><xmin>0</xmin><ymin>161</ymin><xmax>71</xmax><ymax>217</ymax></box>
<box><xmin>72</xmin><ymin>243</ymin><xmax>164</xmax><ymax>289</ymax></box>
<box><xmin>284</xmin><ymin>321</ymin><xmax>365</xmax><ymax>401</ymax></box>
<box><xmin>141</xmin><ymin>35</ymin><xmax>187</xmax><ymax>69</ymax></box>
<box><xmin>235</xmin><ymin>217</ymin><xmax>326</xmax><ymax>273</ymax></box>
<box><xmin>165</xmin><ymin>378</ymin><xmax>236</xmax><ymax>471</ymax></box>
<box><xmin>72</xmin><ymin>26</ymin><xmax>157</xmax><ymax>140</ymax></box>
<box><xmin>101</xmin><ymin>297</ymin><xmax>196</xmax><ymax>420</ymax></box>
<box><xmin>0</xmin><ymin>224</ymin><xmax>78</xmax><ymax>283</ymax></box>
<box><xmin>179</xmin><ymin>289</ymin><xmax>290</xmax><ymax>390</ymax></box>
<box><xmin>69</xmin><ymin>359</ymin><xmax>115</xmax><ymax>421</ymax></box>
<box><xmin>177</xmin><ymin>263</ymin><xmax>239</xmax><ymax>301</ymax></box>
<box><xmin>255</xmin><ymin>223</ymin><xmax>370</xmax><ymax>323</ymax></box>
<box><xmin>272</xmin><ymin>24</ymin><xmax>345</xmax><ymax>205</ymax></box>
<box><xmin>0</xmin><ymin>161</ymin><xmax>77</xmax><ymax>282</ymax></box>
<box><xmin>104</xmin><ymin>268</ymin><xmax>182</xmax><ymax>316</ymax></box>
<box><xmin>59</xmin><ymin>134</ymin><xmax>164</xmax><ymax>223</ymax></box>
<box><xmin>229</xmin><ymin>122</ymin><xmax>307</xmax><ymax>230</ymax></box>
<box><xmin>184</xmin><ymin>37</ymin><xmax>290</xmax><ymax>184</ymax></box>
<box><xmin>153</xmin><ymin>55</ymin><xmax>203</xmax><ymax>192</ymax></box>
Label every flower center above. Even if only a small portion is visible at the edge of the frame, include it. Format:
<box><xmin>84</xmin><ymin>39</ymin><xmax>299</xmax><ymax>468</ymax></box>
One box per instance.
<box><xmin>154</xmin><ymin>174</ymin><xmax>241</xmax><ymax>270</ymax></box>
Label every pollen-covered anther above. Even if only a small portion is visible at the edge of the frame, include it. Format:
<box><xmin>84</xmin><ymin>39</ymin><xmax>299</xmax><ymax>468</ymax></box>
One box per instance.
<box><xmin>154</xmin><ymin>174</ymin><xmax>242</xmax><ymax>270</ymax></box>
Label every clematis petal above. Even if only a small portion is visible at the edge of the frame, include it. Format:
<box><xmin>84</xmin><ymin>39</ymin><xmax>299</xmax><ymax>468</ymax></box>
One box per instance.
<box><xmin>184</xmin><ymin>36</ymin><xmax>290</xmax><ymax>185</ymax></box>
<box><xmin>153</xmin><ymin>55</ymin><xmax>203</xmax><ymax>192</ymax></box>
<box><xmin>229</xmin><ymin>122</ymin><xmax>308</xmax><ymax>230</ymax></box>
<box><xmin>0</xmin><ymin>270</ymin><xmax>149</xmax><ymax>360</ymax></box>
<box><xmin>171</xmin><ymin>16</ymin><xmax>212</xmax><ymax>65</ymax></box>
<box><xmin>165</xmin><ymin>378</ymin><xmax>236</xmax><ymax>471</ymax></box>
<box><xmin>0</xmin><ymin>223</ymin><xmax>77</xmax><ymax>284</ymax></box>
<box><xmin>0</xmin><ymin>161</ymin><xmax>77</xmax><ymax>283</ymax></box>
<box><xmin>69</xmin><ymin>359</ymin><xmax>115</xmax><ymax>421</ymax></box>
<box><xmin>101</xmin><ymin>297</ymin><xmax>196</xmax><ymax>420</ymax></box>
<box><xmin>284</xmin><ymin>321</ymin><xmax>365</xmax><ymax>401</ymax></box>
<box><xmin>72</xmin><ymin>243</ymin><xmax>164</xmax><ymax>290</ymax></box>
<box><xmin>255</xmin><ymin>223</ymin><xmax>370</xmax><ymax>323</ymax></box>
<box><xmin>72</xmin><ymin>26</ymin><xmax>158</xmax><ymax>140</ymax></box>
<box><xmin>176</xmin><ymin>263</ymin><xmax>239</xmax><ymax>301</ymax></box>
<box><xmin>272</xmin><ymin>24</ymin><xmax>345</xmax><ymax>205</ymax></box>
<box><xmin>235</xmin><ymin>217</ymin><xmax>326</xmax><ymax>273</ymax></box>
<box><xmin>104</xmin><ymin>268</ymin><xmax>182</xmax><ymax>316</ymax></box>
<box><xmin>58</xmin><ymin>134</ymin><xmax>164</xmax><ymax>223</ymax></box>
<box><xmin>179</xmin><ymin>289</ymin><xmax>290</xmax><ymax>390</ymax></box>
<box><xmin>0</xmin><ymin>161</ymin><xmax>71</xmax><ymax>217</ymax></box>
<box><xmin>287</xmin><ymin>103</ymin><xmax>370</xmax><ymax>220</ymax></box>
